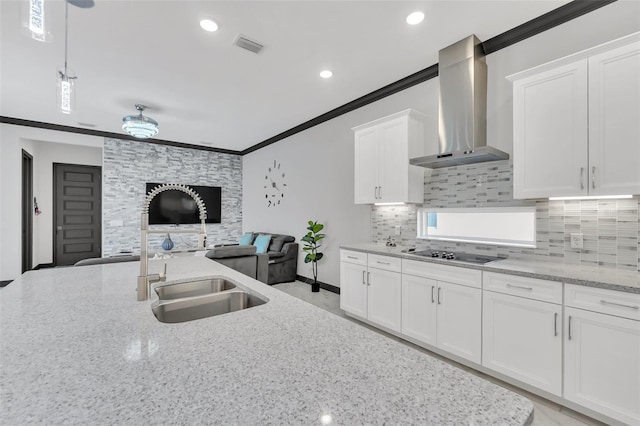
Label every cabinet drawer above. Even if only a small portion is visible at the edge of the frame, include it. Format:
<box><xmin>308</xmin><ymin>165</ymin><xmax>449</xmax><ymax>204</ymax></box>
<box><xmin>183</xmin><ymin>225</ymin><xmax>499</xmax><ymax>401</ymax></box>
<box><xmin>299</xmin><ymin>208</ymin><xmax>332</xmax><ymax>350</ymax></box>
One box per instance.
<box><xmin>368</xmin><ymin>254</ymin><xmax>401</xmax><ymax>273</ymax></box>
<box><xmin>565</xmin><ymin>284</ymin><xmax>640</xmax><ymax>321</ymax></box>
<box><xmin>483</xmin><ymin>272</ymin><xmax>562</xmax><ymax>304</ymax></box>
<box><xmin>402</xmin><ymin>259</ymin><xmax>481</xmax><ymax>289</ymax></box>
<box><xmin>340</xmin><ymin>250</ymin><xmax>367</xmax><ymax>266</ymax></box>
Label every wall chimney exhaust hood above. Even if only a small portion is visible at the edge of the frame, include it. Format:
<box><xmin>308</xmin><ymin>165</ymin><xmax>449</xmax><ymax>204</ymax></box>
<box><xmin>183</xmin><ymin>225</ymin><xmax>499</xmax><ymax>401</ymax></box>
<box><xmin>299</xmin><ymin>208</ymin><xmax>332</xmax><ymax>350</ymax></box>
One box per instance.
<box><xmin>410</xmin><ymin>35</ymin><xmax>508</xmax><ymax>169</ymax></box>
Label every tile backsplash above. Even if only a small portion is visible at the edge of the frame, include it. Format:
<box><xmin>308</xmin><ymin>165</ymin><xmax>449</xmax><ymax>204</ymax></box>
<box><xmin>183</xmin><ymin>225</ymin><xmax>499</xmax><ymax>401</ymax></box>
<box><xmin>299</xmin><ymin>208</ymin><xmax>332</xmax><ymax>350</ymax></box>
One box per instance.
<box><xmin>371</xmin><ymin>160</ymin><xmax>640</xmax><ymax>272</ymax></box>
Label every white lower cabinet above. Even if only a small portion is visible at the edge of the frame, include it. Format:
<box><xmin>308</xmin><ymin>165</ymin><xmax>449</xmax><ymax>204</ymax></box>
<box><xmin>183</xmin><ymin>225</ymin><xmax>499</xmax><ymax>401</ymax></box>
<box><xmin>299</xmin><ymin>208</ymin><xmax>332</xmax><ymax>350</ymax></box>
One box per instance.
<box><xmin>340</xmin><ymin>250</ymin><xmax>401</xmax><ymax>333</ymax></box>
<box><xmin>564</xmin><ymin>306</ymin><xmax>640</xmax><ymax>425</ymax></box>
<box><xmin>436</xmin><ymin>281</ymin><xmax>482</xmax><ymax>364</ymax></box>
<box><xmin>401</xmin><ymin>274</ymin><xmax>437</xmax><ymax>346</ymax></box>
<box><xmin>483</xmin><ymin>290</ymin><xmax>562</xmax><ymax>395</ymax></box>
<box><xmin>339</xmin><ymin>260</ymin><xmax>368</xmax><ymax>319</ymax></box>
<box><xmin>401</xmin><ymin>260</ymin><xmax>482</xmax><ymax>364</ymax></box>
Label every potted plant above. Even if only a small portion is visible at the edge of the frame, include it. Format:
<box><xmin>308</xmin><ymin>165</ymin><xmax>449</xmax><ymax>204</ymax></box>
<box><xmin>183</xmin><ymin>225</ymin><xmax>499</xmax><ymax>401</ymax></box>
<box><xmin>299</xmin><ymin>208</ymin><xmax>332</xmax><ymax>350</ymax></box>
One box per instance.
<box><xmin>301</xmin><ymin>220</ymin><xmax>325</xmax><ymax>292</ymax></box>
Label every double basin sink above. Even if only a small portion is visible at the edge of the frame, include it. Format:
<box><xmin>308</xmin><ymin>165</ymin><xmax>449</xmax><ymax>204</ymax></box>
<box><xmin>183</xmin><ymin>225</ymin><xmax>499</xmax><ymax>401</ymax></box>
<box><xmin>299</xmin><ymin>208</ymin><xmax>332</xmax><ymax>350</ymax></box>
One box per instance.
<box><xmin>151</xmin><ymin>276</ymin><xmax>268</xmax><ymax>323</ymax></box>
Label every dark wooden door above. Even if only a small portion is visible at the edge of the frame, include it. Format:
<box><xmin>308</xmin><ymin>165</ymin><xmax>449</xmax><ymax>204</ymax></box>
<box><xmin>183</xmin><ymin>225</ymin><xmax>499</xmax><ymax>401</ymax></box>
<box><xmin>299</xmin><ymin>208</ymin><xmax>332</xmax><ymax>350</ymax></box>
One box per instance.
<box><xmin>53</xmin><ymin>164</ymin><xmax>102</xmax><ymax>266</ymax></box>
<box><xmin>22</xmin><ymin>150</ymin><xmax>33</xmax><ymax>273</ymax></box>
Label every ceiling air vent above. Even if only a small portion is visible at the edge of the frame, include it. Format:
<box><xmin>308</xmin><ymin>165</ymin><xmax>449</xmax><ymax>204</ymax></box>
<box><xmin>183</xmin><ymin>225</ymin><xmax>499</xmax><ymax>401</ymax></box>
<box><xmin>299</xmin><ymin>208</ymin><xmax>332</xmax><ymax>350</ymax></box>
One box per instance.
<box><xmin>233</xmin><ymin>34</ymin><xmax>264</xmax><ymax>54</ymax></box>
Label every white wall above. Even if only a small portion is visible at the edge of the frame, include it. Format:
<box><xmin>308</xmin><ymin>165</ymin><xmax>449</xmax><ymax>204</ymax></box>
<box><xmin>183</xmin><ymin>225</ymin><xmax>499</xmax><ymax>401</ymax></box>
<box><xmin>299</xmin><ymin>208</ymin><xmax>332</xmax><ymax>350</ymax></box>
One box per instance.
<box><xmin>0</xmin><ymin>124</ymin><xmax>102</xmax><ymax>280</ymax></box>
<box><xmin>243</xmin><ymin>1</ymin><xmax>640</xmax><ymax>288</ymax></box>
<box><xmin>243</xmin><ymin>80</ymin><xmax>439</xmax><ymax>287</ymax></box>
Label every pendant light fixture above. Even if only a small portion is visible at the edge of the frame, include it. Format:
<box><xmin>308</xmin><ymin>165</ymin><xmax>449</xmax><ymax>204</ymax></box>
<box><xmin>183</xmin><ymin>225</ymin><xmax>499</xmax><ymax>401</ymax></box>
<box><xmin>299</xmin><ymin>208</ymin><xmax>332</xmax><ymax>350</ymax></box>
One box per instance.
<box><xmin>122</xmin><ymin>104</ymin><xmax>159</xmax><ymax>139</ymax></box>
<box><xmin>22</xmin><ymin>0</ymin><xmax>53</xmax><ymax>41</ymax></box>
<box><xmin>57</xmin><ymin>0</ymin><xmax>76</xmax><ymax>114</ymax></box>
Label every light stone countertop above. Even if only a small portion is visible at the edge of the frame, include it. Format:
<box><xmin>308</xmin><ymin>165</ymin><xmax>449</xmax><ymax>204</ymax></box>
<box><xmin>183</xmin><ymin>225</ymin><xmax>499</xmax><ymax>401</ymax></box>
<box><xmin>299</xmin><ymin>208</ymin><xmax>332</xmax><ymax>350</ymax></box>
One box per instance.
<box><xmin>341</xmin><ymin>243</ymin><xmax>640</xmax><ymax>294</ymax></box>
<box><xmin>1</xmin><ymin>256</ymin><xmax>533</xmax><ymax>425</ymax></box>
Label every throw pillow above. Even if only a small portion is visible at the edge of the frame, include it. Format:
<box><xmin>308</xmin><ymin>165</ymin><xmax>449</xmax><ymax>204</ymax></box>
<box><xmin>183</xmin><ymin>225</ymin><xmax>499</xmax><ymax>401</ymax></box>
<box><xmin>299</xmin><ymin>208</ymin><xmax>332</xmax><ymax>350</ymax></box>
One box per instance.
<box><xmin>268</xmin><ymin>235</ymin><xmax>286</xmax><ymax>253</ymax></box>
<box><xmin>253</xmin><ymin>234</ymin><xmax>271</xmax><ymax>254</ymax></box>
<box><xmin>239</xmin><ymin>232</ymin><xmax>254</xmax><ymax>245</ymax></box>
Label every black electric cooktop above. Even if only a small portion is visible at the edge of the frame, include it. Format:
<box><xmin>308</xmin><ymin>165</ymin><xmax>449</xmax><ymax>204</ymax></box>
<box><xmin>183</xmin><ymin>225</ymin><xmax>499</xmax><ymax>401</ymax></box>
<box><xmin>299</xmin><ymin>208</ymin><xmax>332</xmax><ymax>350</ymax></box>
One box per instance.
<box><xmin>411</xmin><ymin>250</ymin><xmax>501</xmax><ymax>265</ymax></box>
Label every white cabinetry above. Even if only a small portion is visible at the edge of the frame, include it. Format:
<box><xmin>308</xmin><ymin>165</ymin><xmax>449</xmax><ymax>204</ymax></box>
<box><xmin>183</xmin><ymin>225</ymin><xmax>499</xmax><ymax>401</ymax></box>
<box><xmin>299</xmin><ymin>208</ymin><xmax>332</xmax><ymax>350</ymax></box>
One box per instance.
<box><xmin>353</xmin><ymin>109</ymin><xmax>425</xmax><ymax>204</ymax></box>
<box><xmin>510</xmin><ymin>33</ymin><xmax>640</xmax><ymax>199</ymax></box>
<box><xmin>401</xmin><ymin>259</ymin><xmax>482</xmax><ymax>364</ymax></box>
<box><xmin>340</xmin><ymin>250</ymin><xmax>402</xmax><ymax>333</ymax></box>
<box><xmin>564</xmin><ymin>284</ymin><xmax>640</xmax><ymax>425</ymax></box>
<box><xmin>482</xmin><ymin>273</ymin><xmax>563</xmax><ymax>396</ymax></box>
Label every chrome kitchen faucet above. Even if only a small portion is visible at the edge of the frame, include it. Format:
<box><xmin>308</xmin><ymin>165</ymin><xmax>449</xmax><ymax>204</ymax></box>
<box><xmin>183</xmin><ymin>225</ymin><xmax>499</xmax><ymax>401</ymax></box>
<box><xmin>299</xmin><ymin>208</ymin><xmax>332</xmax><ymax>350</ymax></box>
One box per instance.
<box><xmin>137</xmin><ymin>184</ymin><xmax>207</xmax><ymax>301</ymax></box>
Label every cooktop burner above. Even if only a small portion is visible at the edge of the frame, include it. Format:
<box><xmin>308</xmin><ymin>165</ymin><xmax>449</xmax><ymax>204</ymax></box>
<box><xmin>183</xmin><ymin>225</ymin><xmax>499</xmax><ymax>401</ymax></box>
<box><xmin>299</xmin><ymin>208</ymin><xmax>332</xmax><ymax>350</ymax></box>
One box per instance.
<box><xmin>412</xmin><ymin>250</ymin><xmax>501</xmax><ymax>265</ymax></box>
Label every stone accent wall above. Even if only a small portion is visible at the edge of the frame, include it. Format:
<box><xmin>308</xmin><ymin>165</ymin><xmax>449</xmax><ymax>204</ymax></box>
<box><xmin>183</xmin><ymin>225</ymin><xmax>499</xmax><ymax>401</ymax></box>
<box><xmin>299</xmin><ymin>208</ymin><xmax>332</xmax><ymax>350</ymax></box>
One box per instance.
<box><xmin>372</xmin><ymin>160</ymin><xmax>640</xmax><ymax>272</ymax></box>
<box><xmin>103</xmin><ymin>138</ymin><xmax>242</xmax><ymax>255</ymax></box>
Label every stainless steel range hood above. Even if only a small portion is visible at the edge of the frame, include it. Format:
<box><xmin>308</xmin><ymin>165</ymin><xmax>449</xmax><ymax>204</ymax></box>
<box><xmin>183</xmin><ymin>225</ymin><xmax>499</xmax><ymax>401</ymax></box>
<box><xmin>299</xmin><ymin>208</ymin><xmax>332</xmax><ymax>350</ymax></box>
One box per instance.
<box><xmin>410</xmin><ymin>35</ymin><xmax>508</xmax><ymax>169</ymax></box>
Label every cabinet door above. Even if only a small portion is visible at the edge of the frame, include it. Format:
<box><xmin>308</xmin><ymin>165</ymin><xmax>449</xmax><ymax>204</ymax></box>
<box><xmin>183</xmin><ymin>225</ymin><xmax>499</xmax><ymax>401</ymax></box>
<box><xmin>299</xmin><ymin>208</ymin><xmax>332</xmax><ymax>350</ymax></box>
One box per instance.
<box><xmin>339</xmin><ymin>261</ymin><xmax>367</xmax><ymax>318</ymax></box>
<box><xmin>513</xmin><ymin>60</ymin><xmax>588</xmax><ymax>199</ymax></box>
<box><xmin>483</xmin><ymin>291</ymin><xmax>562</xmax><ymax>395</ymax></box>
<box><xmin>401</xmin><ymin>274</ymin><xmax>437</xmax><ymax>346</ymax></box>
<box><xmin>354</xmin><ymin>126</ymin><xmax>379</xmax><ymax>204</ymax></box>
<box><xmin>378</xmin><ymin>117</ymin><xmax>407</xmax><ymax>202</ymax></box>
<box><xmin>589</xmin><ymin>41</ymin><xmax>640</xmax><ymax>196</ymax></box>
<box><xmin>564</xmin><ymin>307</ymin><xmax>640</xmax><ymax>425</ymax></box>
<box><xmin>436</xmin><ymin>281</ymin><xmax>482</xmax><ymax>364</ymax></box>
<box><xmin>367</xmin><ymin>267</ymin><xmax>402</xmax><ymax>332</ymax></box>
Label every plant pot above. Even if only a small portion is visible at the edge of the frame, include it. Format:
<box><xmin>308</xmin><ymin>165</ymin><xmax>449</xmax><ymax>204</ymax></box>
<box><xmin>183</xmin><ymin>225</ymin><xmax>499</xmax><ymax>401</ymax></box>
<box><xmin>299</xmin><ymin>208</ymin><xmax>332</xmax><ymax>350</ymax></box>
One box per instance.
<box><xmin>311</xmin><ymin>282</ymin><xmax>320</xmax><ymax>292</ymax></box>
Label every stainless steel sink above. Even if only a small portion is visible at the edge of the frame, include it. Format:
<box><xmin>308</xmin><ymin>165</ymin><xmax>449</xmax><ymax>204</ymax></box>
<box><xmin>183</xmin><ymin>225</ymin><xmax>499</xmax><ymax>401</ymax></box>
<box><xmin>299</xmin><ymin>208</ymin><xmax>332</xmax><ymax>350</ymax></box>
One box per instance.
<box><xmin>152</xmin><ymin>290</ymin><xmax>267</xmax><ymax>323</ymax></box>
<box><xmin>155</xmin><ymin>277</ymin><xmax>237</xmax><ymax>301</ymax></box>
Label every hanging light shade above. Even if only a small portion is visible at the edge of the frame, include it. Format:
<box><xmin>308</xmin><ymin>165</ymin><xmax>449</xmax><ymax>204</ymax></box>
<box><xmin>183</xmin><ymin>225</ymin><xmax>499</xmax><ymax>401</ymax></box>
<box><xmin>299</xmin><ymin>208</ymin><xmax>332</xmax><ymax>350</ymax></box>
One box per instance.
<box><xmin>122</xmin><ymin>104</ymin><xmax>159</xmax><ymax>139</ymax></box>
<box><xmin>56</xmin><ymin>0</ymin><xmax>77</xmax><ymax>114</ymax></box>
<box><xmin>22</xmin><ymin>0</ymin><xmax>53</xmax><ymax>42</ymax></box>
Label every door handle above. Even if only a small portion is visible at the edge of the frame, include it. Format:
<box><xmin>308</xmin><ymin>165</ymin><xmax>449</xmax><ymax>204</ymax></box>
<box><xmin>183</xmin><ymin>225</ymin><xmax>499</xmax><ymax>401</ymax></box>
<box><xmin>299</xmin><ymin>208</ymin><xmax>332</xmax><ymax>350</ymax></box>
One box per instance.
<box><xmin>362</xmin><ymin>270</ymin><xmax>366</xmax><ymax>285</ymax></box>
<box><xmin>580</xmin><ymin>167</ymin><xmax>584</xmax><ymax>190</ymax></box>
<box><xmin>379</xmin><ymin>186</ymin><xmax>382</xmax><ymax>199</ymax></box>
<box><xmin>57</xmin><ymin>225</ymin><xmax>63</xmax><ymax>232</ymax></box>
<box><xmin>554</xmin><ymin>312</ymin><xmax>558</xmax><ymax>337</ymax></box>
<box><xmin>437</xmin><ymin>287</ymin><xmax>442</xmax><ymax>305</ymax></box>
<box><xmin>431</xmin><ymin>285</ymin><xmax>435</xmax><ymax>303</ymax></box>
<box><xmin>367</xmin><ymin>272</ymin><xmax>371</xmax><ymax>286</ymax></box>
<box><xmin>568</xmin><ymin>315</ymin><xmax>572</xmax><ymax>340</ymax></box>
<box><xmin>592</xmin><ymin>166</ymin><xmax>596</xmax><ymax>189</ymax></box>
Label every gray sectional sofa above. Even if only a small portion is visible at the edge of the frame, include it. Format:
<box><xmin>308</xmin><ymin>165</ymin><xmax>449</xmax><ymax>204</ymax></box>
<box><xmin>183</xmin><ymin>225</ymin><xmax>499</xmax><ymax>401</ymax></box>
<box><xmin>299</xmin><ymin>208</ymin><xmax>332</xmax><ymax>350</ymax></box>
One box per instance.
<box><xmin>205</xmin><ymin>232</ymin><xmax>298</xmax><ymax>285</ymax></box>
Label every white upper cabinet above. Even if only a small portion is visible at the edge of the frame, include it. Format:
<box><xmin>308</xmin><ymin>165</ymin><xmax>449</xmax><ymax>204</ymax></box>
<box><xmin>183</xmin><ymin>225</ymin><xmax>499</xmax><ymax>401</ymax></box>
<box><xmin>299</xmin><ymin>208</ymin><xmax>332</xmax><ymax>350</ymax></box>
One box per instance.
<box><xmin>588</xmin><ymin>42</ymin><xmax>640</xmax><ymax>196</ymax></box>
<box><xmin>353</xmin><ymin>109</ymin><xmax>425</xmax><ymax>204</ymax></box>
<box><xmin>510</xmin><ymin>33</ymin><xmax>640</xmax><ymax>199</ymax></box>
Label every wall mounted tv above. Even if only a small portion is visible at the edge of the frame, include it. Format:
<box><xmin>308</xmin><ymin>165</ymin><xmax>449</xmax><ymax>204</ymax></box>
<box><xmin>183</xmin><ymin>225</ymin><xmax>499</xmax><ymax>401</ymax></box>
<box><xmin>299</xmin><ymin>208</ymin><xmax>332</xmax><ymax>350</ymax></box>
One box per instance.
<box><xmin>145</xmin><ymin>183</ymin><xmax>222</xmax><ymax>225</ymax></box>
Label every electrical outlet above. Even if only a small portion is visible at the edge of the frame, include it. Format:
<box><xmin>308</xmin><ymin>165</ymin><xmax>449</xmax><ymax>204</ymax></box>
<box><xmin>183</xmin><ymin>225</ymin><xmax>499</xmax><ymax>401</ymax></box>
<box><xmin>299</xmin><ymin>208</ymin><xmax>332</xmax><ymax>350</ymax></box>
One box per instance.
<box><xmin>394</xmin><ymin>226</ymin><xmax>401</xmax><ymax>236</ymax></box>
<box><xmin>570</xmin><ymin>233</ymin><xmax>583</xmax><ymax>249</ymax></box>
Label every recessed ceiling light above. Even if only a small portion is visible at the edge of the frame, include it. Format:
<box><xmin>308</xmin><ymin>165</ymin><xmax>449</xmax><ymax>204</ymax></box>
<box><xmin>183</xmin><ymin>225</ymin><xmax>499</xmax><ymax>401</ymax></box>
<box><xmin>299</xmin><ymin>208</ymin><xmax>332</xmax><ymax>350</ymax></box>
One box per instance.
<box><xmin>200</xmin><ymin>19</ymin><xmax>219</xmax><ymax>32</ymax></box>
<box><xmin>320</xmin><ymin>70</ymin><xmax>333</xmax><ymax>79</ymax></box>
<box><xmin>406</xmin><ymin>11</ymin><xmax>425</xmax><ymax>25</ymax></box>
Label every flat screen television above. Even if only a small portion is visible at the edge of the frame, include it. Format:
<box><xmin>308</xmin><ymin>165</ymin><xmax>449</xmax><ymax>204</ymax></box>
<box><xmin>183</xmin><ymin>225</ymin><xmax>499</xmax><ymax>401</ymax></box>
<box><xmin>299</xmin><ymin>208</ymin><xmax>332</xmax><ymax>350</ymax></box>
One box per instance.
<box><xmin>146</xmin><ymin>183</ymin><xmax>222</xmax><ymax>225</ymax></box>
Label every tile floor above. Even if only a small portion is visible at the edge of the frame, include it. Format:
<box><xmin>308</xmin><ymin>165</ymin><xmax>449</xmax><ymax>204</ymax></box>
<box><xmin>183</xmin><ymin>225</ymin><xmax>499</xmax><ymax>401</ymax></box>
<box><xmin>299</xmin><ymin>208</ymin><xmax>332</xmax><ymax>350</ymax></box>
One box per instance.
<box><xmin>273</xmin><ymin>281</ymin><xmax>607</xmax><ymax>426</ymax></box>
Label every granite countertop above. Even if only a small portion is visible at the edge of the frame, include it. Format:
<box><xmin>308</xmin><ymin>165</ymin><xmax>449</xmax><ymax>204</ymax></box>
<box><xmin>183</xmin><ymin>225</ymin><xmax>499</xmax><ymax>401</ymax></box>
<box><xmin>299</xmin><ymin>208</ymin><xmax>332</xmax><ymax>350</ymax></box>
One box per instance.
<box><xmin>1</xmin><ymin>257</ymin><xmax>533</xmax><ymax>425</ymax></box>
<box><xmin>341</xmin><ymin>243</ymin><xmax>640</xmax><ymax>294</ymax></box>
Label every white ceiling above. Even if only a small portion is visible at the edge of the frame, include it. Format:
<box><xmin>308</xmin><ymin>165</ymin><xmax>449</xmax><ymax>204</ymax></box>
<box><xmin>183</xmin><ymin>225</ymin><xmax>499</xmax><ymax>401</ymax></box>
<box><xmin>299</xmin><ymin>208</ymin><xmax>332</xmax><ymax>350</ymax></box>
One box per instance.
<box><xmin>1</xmin><ymin>0</ymin><xmax>569</xmax><ymax>152</ymax></box>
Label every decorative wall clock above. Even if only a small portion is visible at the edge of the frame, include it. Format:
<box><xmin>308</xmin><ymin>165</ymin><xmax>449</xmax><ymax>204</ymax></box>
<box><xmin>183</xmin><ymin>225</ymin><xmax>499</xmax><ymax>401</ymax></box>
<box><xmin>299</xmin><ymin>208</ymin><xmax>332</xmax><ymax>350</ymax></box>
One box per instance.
<box><xmin>264</xmin><ymin>160</ymin><xmax>286</xmax><ymax>207</ymax></box>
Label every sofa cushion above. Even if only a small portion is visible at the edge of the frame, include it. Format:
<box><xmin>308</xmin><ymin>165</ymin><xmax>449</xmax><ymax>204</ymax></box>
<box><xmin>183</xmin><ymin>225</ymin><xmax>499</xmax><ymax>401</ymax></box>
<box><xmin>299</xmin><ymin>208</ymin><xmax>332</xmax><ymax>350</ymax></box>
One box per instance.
<box><xmin>268</xmin><ymin>235</ymin><xmax>288</xmax><ymax>253</ymax></box>
<box><xmin>239</xmin><ymin>232</ymin><xmax>254</xmax><ymax>245</ymax></box>
<box><xmin>253</xmin><ymin>234</ymin><xmax>271</xmax><ymax>254</ymax></box>
<box><xmin>206</xmin><ymin>245</ymin><xmax>256</xmax><ymax>259</ymax></box>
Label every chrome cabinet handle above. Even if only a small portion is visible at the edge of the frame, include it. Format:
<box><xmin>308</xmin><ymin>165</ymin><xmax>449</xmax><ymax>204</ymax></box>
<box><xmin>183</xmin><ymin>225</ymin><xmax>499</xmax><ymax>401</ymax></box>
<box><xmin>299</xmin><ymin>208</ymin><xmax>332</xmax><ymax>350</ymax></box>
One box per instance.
<box><xmin>347</xmin><ymin>255</ymin><xmax>358</xmax><ymax>260</ymax></box>
<box><xmin>431</xmin><ymin>285</ymin><xmax>435</xmax><ymax>303</ymax></box>
<box><xmin>437</xmin><ymin>287</ymin><xmax>442</xmax><ymax>305</ymax></box>
<box><xmin>580</xmin><ymin>167</ymin><xmax>584</xmax><ymax>190</ymax></box>
<box><xmin>379</xmin><ymin>186</ymin><xmax>382</xmax><ymax>199</ymax></box>
<box><xmin>506</xmin><ymin>283</ymin><xmax>533</xmax><ymax>291</ymax></box>
<box><xmin>568</xmin><ymin>315</ymin><xmax>572</xmax><ymax>340</ymax></box>
<box><xmin>554</xmin><ymin>312</ymin><xmax>558</xmax><ymax>337</ymax></box>
<box><xmin>367</xmin><ymin>272</ymin><xmax>371</xmax><ymax>286</ymax></box>
<box><xmin>592</xmin><ymin>166</ymin><xmax>596</xmax><ymax>189</ymax></box>
<box><xmin>600</xmin><ymin>300</ymin><xmax>639</xmax><ymax>310</ymax></box>
<box><xmin>376</xmin><ymin>261</ymin><xmax>390</xmax><ymax>265</ymax></box>
<box><xmin>362</xmin><ymin>270</ymin><xmax>366</xmax><ymax>285</ymax></box>
<box><xmin>374</xmin><ymin>187</ymin><xmax>378</xmax><ymax>199</ymax></box>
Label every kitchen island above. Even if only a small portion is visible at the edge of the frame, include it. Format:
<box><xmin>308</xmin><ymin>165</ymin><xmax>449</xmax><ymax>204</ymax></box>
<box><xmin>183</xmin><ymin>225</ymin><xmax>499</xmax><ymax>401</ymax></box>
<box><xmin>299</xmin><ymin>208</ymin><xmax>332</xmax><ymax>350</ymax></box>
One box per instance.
<box><xmin>1</xmin><ymin>257</ymin><xmax>533</xmax><ymax>425</ymax></box>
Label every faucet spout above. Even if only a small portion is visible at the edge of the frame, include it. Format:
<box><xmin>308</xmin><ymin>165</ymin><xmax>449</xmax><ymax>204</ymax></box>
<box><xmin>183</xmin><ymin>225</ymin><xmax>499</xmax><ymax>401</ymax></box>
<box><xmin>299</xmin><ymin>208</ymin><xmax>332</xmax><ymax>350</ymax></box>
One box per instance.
<box><xmin>137</xmin><ymin>184</ymin><xmax>208</xmax><ymax>301</ymax></box>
